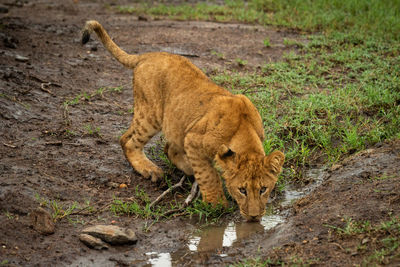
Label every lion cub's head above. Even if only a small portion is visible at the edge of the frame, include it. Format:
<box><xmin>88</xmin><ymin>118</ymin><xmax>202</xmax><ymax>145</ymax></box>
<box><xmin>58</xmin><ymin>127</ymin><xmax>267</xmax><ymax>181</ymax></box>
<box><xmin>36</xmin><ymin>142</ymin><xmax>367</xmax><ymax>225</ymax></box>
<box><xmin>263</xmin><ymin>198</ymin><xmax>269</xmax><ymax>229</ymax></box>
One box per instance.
<box><xmin>215</xmin><ymin>145</ymin><xmax>285</xmax><ymax>222</ymax></box>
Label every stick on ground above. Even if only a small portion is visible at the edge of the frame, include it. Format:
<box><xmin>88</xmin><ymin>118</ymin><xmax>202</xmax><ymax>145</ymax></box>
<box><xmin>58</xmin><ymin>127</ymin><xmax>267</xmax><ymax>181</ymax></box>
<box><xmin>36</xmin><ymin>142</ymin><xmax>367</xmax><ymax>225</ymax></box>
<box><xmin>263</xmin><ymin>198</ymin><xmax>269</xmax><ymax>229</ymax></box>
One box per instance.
<box><xmin>149</xmin><ymin>175</ymin><xmax>186</xmax><ymax>209</ymax></box>
<box><xmin>184</xmin><ymin>181</ymin><xmax>199</xmax><ymax>206</ymax></box>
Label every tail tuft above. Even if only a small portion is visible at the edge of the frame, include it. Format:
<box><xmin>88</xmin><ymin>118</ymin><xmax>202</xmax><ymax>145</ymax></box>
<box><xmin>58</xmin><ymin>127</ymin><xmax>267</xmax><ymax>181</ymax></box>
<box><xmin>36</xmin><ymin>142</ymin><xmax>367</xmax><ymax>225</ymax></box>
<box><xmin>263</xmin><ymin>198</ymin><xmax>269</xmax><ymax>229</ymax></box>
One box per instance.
<box><xmin>81</xmin><ymin>29</ymin><xmax>90</xmax><ymax>45</ymax></box>
<box><xmin>80</xmin><ymin>20</ymin><xmax>139</xmax><ymax>69</ymax></box>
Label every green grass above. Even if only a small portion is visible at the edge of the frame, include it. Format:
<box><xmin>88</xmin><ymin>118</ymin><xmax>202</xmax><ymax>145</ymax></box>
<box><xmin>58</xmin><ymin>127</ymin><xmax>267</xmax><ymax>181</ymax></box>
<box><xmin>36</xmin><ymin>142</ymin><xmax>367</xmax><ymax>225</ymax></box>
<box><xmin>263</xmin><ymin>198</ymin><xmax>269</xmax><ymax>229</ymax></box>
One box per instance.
<box><xmin>326</xmin><ymin>217</ymin><xmax>372</xmax><ymax>236</ymax></box>
<box><xmin>110</xmin><ymin>185</ymin><xmax>234</xmax><ymax>227</ymax></box>
<box><xmin>116</xmin><ymin>0</ymin><xmax>400</xmax><ymax>41</ymax></box>
<box><xmin>63</xmin><ymin>85</ymin><xmax>125</xmax><ymax>108</ymax></box>
<box><xmin>263</xmin><ymin>37</ymin><xmax>271</xmax><ymax>48</ymax></box>
<box><xmin>212</xmin><ymin>32</ymin><xmax>400</xmax><ymax>182</ymax></box>
<box><xmin>185</xmin><ymin>200</ymin><xmax>235</xmax><ymax>224</ymax></box>
<box><xmin>83</xmin><ymin>124</ymin><xmax>101</xmax><ymax>137</ymax></box>
<box><xmin>231</xmin><ymin>255</ymin><xmax>319</xmax><ymax>267</ymax></box>
<box><xmin>326</xmin><ymin>217</ymin><xmax>400</xmax><ymax>265</ymax></box>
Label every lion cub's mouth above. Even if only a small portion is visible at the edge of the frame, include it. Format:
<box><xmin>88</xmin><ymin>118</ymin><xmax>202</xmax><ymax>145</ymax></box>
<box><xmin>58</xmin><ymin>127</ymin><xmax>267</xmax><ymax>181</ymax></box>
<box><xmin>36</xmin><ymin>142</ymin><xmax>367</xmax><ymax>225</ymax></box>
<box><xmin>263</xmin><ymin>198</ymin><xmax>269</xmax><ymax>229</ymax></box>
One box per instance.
<box><xmin>241</xmin><ymin>212</ymin><xmax>263</xmax><ymax>222</ymax></box>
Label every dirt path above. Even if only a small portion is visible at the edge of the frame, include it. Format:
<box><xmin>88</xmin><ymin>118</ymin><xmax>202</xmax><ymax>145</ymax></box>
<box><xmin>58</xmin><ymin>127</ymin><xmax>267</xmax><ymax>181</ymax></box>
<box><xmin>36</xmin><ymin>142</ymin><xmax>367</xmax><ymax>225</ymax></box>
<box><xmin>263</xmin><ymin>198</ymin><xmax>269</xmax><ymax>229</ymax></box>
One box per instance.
<box><xmin>1</xmin><ymin>1</ymin><xmax>399</xmax><ymax>266</ymax></box>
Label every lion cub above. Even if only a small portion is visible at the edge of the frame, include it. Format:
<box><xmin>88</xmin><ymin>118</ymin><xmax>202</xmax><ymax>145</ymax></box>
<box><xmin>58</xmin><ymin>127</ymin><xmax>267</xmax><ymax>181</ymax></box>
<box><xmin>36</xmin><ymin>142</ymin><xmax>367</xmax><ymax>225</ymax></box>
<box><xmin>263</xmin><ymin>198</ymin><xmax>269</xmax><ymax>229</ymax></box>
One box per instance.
<box><xmin>82</xmin><ymin>20</ymin><xmax>284</xmax><ymax>221</ymax></box>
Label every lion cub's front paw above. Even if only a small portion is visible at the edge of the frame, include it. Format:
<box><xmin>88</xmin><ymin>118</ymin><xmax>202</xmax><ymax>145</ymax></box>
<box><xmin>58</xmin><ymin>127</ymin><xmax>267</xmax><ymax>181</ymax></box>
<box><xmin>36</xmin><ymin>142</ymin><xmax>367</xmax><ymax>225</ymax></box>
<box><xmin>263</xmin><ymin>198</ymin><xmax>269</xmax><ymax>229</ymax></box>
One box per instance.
<box><xmin>142</xmin><ymin>165</ymin><xmax>164</xmax><ymax>183</ymax></box>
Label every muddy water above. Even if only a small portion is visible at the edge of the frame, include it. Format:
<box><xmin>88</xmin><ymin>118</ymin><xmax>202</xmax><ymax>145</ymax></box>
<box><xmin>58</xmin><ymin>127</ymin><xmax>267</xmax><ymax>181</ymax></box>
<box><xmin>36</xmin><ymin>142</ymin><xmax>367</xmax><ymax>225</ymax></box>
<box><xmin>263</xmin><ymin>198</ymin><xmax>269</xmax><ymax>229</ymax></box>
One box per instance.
<box><xmin>144</xmin><ymin>168</ymin><xmax>327</xmax><ymax>266</ymax></box>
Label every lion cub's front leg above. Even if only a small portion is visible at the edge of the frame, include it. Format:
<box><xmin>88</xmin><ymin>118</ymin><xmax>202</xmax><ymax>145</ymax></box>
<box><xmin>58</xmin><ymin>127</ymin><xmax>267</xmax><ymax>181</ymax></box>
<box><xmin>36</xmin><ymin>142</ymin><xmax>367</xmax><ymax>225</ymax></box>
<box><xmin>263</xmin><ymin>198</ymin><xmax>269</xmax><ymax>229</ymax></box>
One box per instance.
<box><xmin>184</xmin><ymin>139</ymin><xmax>227</xmax><ymax>206</ymax></box>
<box><xmin>164</xmin><ymin>142</ymin><xmax>194</xmax><ymax>176</ymax></box>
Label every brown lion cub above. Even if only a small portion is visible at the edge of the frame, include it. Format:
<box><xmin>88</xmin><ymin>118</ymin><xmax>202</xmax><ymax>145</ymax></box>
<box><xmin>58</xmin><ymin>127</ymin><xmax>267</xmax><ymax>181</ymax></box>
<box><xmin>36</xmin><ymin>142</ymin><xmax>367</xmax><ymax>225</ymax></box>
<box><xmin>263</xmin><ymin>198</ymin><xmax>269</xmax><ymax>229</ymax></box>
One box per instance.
<box><xmin>82</xmin><ymin>20</ymin><xmax>285</xmax><ymax>222</ymax></box>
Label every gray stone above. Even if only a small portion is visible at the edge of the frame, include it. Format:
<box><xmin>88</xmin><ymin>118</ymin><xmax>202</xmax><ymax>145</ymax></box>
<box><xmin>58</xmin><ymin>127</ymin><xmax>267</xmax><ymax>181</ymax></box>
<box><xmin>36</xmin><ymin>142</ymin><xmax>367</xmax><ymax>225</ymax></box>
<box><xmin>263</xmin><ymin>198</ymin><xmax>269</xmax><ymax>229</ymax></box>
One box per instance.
<box><xmin>29</xmin><ymin>207</ymin><xmax>55</xmax><ymax>235</ymax></box>
<box><xmin>79</xmin><ymin>234</ymin><xmax>109</xmax><ymax>250</ymax></box>
<box><xmin>82</xmin><ymin>225</ymin><xmax>137</xmax><ymax>245</ymax></box>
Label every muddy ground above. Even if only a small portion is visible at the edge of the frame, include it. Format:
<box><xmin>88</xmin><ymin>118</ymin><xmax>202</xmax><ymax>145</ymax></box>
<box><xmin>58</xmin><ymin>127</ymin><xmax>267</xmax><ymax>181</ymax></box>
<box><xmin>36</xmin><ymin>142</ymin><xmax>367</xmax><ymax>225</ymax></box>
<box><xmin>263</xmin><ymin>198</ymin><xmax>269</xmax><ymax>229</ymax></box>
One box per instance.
<box><xmin>0</xmin><ymin>0</ymin><xmax>399</xmax><ymax>266</ymax></box>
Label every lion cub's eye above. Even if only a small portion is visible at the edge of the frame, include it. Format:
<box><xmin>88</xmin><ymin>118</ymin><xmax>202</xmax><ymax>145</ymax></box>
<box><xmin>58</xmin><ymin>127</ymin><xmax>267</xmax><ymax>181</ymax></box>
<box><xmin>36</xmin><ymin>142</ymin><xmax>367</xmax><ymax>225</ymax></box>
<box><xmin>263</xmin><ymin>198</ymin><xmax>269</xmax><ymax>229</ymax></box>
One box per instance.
<box><xmin>239</xmin><ymin>187</ymin><xmax>247</xmax><ymax>196</ymax></box>
<box><xmin>260</xmin><ymin>187</ymin><xmax>267</xmax><ymax>195</ymax></box>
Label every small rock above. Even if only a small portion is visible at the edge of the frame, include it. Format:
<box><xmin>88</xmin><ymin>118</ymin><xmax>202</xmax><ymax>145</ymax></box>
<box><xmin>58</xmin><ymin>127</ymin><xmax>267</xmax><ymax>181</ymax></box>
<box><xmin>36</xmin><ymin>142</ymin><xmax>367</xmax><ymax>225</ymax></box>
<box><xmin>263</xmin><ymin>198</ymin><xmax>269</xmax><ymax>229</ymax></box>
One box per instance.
<box><xmin>15</xmin><ymin>55</ymin><xmax>29</xmax><ymax>62</ymax></box>
<box><xmin>29</xmin><ymin>207</ymin><xmax>55</xmax><ymax>235</ymax></box>
<box><xmin>107</xmin><ymin>182</ymin><xmax>119</xmax><ymax>189</ymax></box>
<box><xmin>82</xmin><ymin>225</ymin><xmax>137</xmax><ymax>245</ymax></box>
<box><xmin>99</xmin><ymin>177</ymin><xmax>109</xmax><ymax>184</ymax></box>
<box><xmin>79</xmin><ymin>234</ymin><xmax>109</xmax><ymax>250</ymax></box>
<box><xmin>90</xmin><ymin>45</ymin><xmax>97</xmax><ymax>52</ymax></box>
<box><xmin>1</xmin><ymin>33</ymin><xmax>18</xmax><ymax>49</ymax></box>
<box><xmin>330</xmin><ymin>164</ymin><xmax>342</xmax><ymax>171</ymax></box>
<box><xmin>138</xmin><ymin>15</ymin><xmax>149</xmax><ymax>21</ymax></box>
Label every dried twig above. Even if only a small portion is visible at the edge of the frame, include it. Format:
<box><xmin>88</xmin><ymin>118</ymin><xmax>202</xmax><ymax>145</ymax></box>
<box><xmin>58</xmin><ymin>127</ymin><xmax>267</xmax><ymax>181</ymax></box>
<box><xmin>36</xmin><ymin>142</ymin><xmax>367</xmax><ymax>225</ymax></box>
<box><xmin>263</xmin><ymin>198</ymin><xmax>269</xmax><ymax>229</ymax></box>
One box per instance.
<box><xmin>332</xmin><ymin>242</ymin><xmax>345</xmax><ymax>251</ymax></box>
<box><xmin>149</xmin><ymin>175</ymin><xmax>186</xmax><ymax>209</ymax></box>
<box><xmin>184</xmin><ymin>181</ymin><xmax>199</xmax><ymax>206</ymax></box>
<box><xmin>161</xmin><ymin>208</ymin><xmax>185</xmax><ymax>218</ymax></box>
<box><xmin>69</xmin><ymin>200</ymin><xmax>112</xmax><ymax>216</ymax></box>
<box><xmin>44</xmin><ymin>141</ymin><xmax>63</xmax><ymax>146</ymax></box>
<box><xmin>3</xmin><ymin>143</ymin><xmax>17</xmax><ymax>148</ymax></box>
<box><xmin>40</xmin><ymin>82</ymin><xmax>55</xmax><ymax>96</ymax></box>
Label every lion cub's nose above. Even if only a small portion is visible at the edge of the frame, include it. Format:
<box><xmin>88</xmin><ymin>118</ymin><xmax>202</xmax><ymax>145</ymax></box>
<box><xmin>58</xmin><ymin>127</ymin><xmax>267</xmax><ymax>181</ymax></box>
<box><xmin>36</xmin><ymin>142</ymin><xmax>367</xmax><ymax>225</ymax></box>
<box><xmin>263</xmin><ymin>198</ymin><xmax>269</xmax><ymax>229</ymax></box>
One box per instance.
<box><xmin>248</xmin><ymin>215</ymin><xmax>260</xmax><ymax>222</ymax></box>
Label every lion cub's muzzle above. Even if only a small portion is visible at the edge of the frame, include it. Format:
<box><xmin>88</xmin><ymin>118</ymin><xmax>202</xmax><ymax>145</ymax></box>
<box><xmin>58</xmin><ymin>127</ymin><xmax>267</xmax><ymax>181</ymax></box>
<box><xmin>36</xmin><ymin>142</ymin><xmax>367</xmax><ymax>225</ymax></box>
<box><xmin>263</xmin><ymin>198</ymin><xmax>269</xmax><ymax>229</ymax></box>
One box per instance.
<box><xmin>241</xmin><ymin>210</ymin><xmax>265</xmax><ymax>222</ymax></box>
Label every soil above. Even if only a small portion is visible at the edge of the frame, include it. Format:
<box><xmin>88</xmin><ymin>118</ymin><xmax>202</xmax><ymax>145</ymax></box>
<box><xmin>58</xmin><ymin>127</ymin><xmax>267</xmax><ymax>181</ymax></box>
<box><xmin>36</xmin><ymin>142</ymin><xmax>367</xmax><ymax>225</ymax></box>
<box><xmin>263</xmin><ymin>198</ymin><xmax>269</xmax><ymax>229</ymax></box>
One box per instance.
<box><xmin>0</xmin><ymin>1</ymin><xmax>399</xmax><ymax>266</ymax></box>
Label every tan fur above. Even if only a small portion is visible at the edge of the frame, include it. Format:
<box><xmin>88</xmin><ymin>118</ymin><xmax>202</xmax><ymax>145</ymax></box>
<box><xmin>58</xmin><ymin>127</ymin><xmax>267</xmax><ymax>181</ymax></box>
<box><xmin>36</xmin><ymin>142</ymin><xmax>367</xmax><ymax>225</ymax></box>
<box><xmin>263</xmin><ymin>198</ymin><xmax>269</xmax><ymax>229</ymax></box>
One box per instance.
<box><xmin>82</xmin><ymin>20</ymin><xmax>285</xmax><ymax>221</ymax></box>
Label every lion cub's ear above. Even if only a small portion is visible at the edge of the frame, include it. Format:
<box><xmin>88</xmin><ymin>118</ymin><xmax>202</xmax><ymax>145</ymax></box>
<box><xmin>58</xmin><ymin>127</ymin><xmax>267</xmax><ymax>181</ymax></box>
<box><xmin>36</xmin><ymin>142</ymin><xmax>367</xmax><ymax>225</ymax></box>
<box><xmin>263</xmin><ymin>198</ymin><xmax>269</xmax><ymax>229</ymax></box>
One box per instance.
<box><xmin>215</xmin><ymin>144</ymin><xmax>236</xmax><ymax>169</ymax></box>
<box><xmin>264</xmin><ymin>151</ymin><xmax>285</xmax><ymax>175</ymax></box>
<box><xmin>218</xmin><ymin>144</ymin><xmax>236</xmax><ymax>159</ymax></box>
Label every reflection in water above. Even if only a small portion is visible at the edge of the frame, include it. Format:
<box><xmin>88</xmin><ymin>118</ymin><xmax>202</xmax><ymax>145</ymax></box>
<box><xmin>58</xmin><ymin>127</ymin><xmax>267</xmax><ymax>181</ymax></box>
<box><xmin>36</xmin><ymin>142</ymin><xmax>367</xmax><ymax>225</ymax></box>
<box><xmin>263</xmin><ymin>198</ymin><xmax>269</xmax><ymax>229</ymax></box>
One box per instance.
<box><xmin>146</xmin><ymin>252</ymin><xmax>172</xmax><ymax>267</ymax></box>
<box><xmin>145</xmin><ymin>216</ymin><xmax>285</xmax><ymax>267</ymax></box>
<box><xmin>222</xmin><ymin>222</ymin><xmax>236</xmax><ymax>247</ymax></box>
<box><xmin>146</xmin><ymin>168</ymin><xmax>327</xmax><ymax>266</ymax></box>
<box><xmin>189</xmin><ymin>219</ymin><xmax>273</xmax><ymax>253</ymax></box>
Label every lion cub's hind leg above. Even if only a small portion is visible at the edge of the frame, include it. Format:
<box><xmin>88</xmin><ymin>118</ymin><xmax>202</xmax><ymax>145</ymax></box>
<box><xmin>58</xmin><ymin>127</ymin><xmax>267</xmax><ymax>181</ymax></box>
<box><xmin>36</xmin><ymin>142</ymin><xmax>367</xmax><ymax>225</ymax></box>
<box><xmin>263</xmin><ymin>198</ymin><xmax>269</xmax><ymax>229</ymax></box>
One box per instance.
<box><xmin>120</xmin><ymin>111</ymin><xmax>163</xmax><ymax>182</ymax></box>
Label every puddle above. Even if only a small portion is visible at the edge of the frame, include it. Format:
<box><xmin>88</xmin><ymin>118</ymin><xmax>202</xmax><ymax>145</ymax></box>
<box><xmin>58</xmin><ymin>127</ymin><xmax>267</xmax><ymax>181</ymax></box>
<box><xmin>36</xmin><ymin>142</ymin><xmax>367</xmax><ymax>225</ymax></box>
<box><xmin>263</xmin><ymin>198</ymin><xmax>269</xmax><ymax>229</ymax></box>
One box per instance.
<box><xmin>146</xmin><ymin>252</ymin><xmax>172</xmax><ymax>267</ymax></box>
<box><xmin>143</xmin><ymin>167</ymin><xmax>328</xmax><ymax>266</ymax></box>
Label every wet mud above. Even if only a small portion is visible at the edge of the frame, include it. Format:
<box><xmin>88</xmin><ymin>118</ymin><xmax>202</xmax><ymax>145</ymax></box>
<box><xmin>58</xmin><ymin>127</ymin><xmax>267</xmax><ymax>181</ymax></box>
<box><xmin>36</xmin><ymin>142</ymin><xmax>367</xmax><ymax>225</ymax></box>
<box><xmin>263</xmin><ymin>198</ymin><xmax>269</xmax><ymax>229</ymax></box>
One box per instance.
<box><xmin>1</xmin><ymin>1</ymin><xmax>399</xmax><ymax>266</ymax></box>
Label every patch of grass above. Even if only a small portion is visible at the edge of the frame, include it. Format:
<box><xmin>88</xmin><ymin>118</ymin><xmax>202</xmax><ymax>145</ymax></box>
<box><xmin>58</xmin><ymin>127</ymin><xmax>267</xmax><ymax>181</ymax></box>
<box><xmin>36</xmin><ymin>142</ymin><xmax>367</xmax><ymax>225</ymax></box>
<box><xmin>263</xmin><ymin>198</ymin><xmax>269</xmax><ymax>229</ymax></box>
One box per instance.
<box><xmin>283</xmin><ymin>37</ymin><xmax>304</xmax><ymax>47</ymax></box>
<box><xmin>111</xmin><ymin>184</ymin><xmax>233</xmax><ymax>227</ymax></box>
<box><xmin>185</xmin><ymin>199</ymin><xmax>235</xmax><ymax>224</ymax></box>
<box><xmin>50</xmin><ymin>200</ymin><xmax>79</xmax><ymax>222</ymax></box>
<box><xmin>326</xmin><ymin>217</ymin><xmax>371</xmax><ymax>236</ymax></box>
<box><xmin>111</xmin><ymin>198</ymin><xmax>154</xmax><ymax>218</ymax></box>
<box><xmin>211</xmin><ymin>32</ymin><xmax>400</xmax><ymax>182</ymax></box>
<box><xmin>326</xmin><ymin>217</ymin><xmax>400</xmax><ymax>266</ymax></box>
<box><xmin>232</xmin><ymin>255</ymin><xmax>319</xmax><ymax>266</ymax></box>
<box><xmin>211</xmin><ymin>50</ymin><xmax>226</xmax><ymax>60</ymax></box>
<box><xmin>4</xmin><ymin>211</ymin><xmax>14</xmax><ymax>220</ymax></box>
<box><xmin>110</xmin><ymin>188</ymin><xmax>166</xmax><ymax>231</ymax></box>
<box><xmin>235</xmin><ymin>58</ymin><xmax>248</xmax><ymax>67</ymax></box>
<box><xmin>63</xmin><ymin>85</ymin><xmax>125</xmax><ymax>108</ymax></box>
<box><xmin>110</xmin><ymin>186</ymin><xmax>161</xmax><ymax>219</ymax></box>
<box><xmin>231</xmin><ymin>257</ymin><xmax>270</xmax><ymax>267</ymax></box>
<box><xmin>34</xmin><ymin>193</ymin><xmax>93</xmax><ymax>223</ymax></box>
<box><xmin>370</xmin><ymin>174</ymin><xmax>398</xmax><ymax>181</ymax></box>
<box><xmin>116</xmin><ymin>0</ymin><xmax>400</xmax><ymax>41</ymax></box>
<box><xmin>262</xmin><ymin>37</ymin><xmax>271</xmax><ymax>48</ymax></box>
<box><xmin>65</xmin><ymin>129</ymin><xmax>77</xmax><ymax>137</ymax></box>
<box><xmin>83</xmin><ymin>124</ymin><xmax>101</xmax><ymax>137</ymax></box>
<box><xmin>34</xmin><ymin>192</ymin><xmax>48</xmax><ymax>207</ymax></box>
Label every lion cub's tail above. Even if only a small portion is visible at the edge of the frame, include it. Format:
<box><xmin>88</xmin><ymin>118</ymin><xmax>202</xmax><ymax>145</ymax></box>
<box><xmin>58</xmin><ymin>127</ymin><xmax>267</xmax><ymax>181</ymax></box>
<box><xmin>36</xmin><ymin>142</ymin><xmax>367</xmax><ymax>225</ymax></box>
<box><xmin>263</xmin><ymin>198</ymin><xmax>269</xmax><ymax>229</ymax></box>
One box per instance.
<box><xmin>82</xmin><ymin>20</ymin><xmax>139</xmax><ymax>69</ymax></box>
